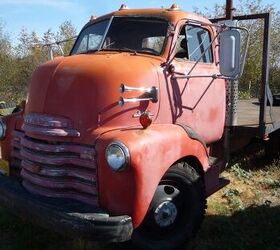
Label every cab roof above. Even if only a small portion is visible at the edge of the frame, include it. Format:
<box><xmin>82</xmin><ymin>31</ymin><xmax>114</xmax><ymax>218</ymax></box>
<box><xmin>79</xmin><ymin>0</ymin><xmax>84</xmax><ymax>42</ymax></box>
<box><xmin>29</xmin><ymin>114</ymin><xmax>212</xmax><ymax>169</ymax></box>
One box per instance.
<box><xmin>87</xmin><ymin>6</ymin><xmax>211</xmax><ymax>27</ymax></box>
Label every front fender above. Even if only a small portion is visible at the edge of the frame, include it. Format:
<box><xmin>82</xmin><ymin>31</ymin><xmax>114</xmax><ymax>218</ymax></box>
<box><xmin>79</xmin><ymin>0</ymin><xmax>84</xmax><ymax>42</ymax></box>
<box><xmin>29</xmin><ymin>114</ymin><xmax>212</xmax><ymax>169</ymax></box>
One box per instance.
<box><xmin>95</xmin><ymin>124</ymin><xmax>209</xmax><ymax>228</ymax></box>
<box><xmin>0</xmin><ymin>111</ymin><xmax>24</xmax><ymax>161</ymax></box>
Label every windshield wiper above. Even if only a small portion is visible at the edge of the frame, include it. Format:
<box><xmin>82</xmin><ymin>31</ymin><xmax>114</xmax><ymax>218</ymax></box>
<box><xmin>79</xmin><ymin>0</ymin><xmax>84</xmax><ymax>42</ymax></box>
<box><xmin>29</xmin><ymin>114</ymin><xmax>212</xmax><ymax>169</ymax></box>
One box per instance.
<box><xmin>102</xmin><ymin>47</ymin><xmax>138</xmax><ymax>55</ymax></box>
<box><xmin>118</xmin><ymin>47</ymin><xmax>138</xmax><ymax>54</ymax></box>
<box><xmin>138</xmin><ymin>48</ymin><xmax>159</xmax><ymax>55</ymax></box>
<box><xmin>79</xmin><ymin>49</ymin><xmax>99</xmax><ymax>55</ymax></box>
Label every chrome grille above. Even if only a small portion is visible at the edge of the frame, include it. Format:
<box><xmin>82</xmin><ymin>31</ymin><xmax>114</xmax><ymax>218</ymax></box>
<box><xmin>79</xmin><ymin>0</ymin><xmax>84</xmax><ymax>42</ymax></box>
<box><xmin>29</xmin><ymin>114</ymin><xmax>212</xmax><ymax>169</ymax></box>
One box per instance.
<box><xmin>20</xmin><ymin>135</ymin><xmax>98</xmax><ymax>206</ymax></box>
<box><xmin>11</xmin><ymin>113</ymin><xmax>98</xmax><ymax>206</ymax></box>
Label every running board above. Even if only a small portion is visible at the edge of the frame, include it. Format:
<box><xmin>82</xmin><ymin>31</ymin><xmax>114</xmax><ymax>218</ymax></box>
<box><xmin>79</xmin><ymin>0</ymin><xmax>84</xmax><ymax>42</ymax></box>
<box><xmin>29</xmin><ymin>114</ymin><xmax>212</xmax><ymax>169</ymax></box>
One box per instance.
<box><xmin>205</xmin><ymin>157</ymin><xmax>230</xmax><ymax>197</ymax></box>
<box><xmin>206</xmin><ymin>177</ymin><xmax>230</xmax><ymax>197</ymax></box>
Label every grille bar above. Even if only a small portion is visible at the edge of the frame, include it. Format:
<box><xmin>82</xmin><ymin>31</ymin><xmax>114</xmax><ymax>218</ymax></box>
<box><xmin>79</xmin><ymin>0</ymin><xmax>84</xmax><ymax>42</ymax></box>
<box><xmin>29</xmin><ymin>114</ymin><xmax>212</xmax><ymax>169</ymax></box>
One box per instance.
<box><xmin>21</xmin><ymin>136</ymin><xmax>95</xmax><ymax>158</ymax></box>
<box><xmin>24</xmin><ymin>113</ymin><xmax>71</xmax><ymax>128</ymax></box>
<box><xmin>23</xmin><ymin>180</ymin><xmax>98</xmax><ymax>206</ymax></box>
<box><xmin>21</xmin><ymin>147</ymin><xmax>95</xmax><ymax>169</ymax></box>
<box><xmin>22</xmin><ymin>124</ymin><xmax>80</xmax><ymax>137</ymax></box>
<box><xmin>21</xmin><ymin>160</ymin><xmax>96</xmax><ymax>182</ymax></box>
<box><xmin>12</xmin><ymin>113</ymin><xmax>99</xmax><ymax>206</ymax></box>
<box><xmin>21</xmin><ymin>169</ymin><xmax>97</xmax><ymax>195</ymax></box>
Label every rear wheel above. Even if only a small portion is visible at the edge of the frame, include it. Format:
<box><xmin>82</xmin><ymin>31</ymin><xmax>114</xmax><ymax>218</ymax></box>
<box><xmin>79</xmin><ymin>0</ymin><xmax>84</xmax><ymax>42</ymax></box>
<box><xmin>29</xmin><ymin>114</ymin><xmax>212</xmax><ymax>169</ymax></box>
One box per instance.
<box><xmin>129</xmin><ymin>162</ymin><xmax>206</xmax><ymax>250</ymax></box>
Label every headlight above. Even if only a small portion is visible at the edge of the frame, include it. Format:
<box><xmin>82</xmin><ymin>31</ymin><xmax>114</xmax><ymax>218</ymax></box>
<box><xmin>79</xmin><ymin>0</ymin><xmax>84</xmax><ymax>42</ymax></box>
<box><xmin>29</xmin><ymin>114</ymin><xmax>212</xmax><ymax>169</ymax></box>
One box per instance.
<box><xmin>105</xmin><ymin>141</ymin><xmax>130</xmax><ymax>172</ymax></box>
<box><xmin>0</xmin><ymin>119</ymin><xmax>6</xmax><ymax>140</ymax></box>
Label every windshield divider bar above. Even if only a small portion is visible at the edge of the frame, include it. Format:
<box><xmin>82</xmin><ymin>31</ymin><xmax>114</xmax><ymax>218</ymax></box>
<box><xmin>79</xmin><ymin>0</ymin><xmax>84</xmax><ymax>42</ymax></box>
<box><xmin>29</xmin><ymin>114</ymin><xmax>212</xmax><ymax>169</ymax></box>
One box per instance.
<box><xmin>98</xmin><ymin>16</ymin><xmax>114</xmax><ymax>51</ymax></box>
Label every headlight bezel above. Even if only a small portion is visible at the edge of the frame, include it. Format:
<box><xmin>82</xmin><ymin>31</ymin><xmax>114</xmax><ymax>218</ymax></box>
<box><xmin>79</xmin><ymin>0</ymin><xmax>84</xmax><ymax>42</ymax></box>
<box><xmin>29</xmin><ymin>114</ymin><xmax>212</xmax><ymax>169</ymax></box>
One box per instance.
<box><xmin>0</xmin><ymin>119</ymin><xmax>6</xmax><ymax>140</ymax></box>
<box><xmin>105</xmin><ymin>141</ymin><xmax>130</xmax><ymax>172</ymax></box>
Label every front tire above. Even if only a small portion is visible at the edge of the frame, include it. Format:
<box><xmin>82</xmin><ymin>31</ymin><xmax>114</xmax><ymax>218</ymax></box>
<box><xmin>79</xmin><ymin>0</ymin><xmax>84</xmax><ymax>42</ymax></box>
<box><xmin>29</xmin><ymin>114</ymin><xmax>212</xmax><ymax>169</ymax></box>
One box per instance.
<box><xmin>129</xmin><ymin>161</ymin><xmax>206</xmax><ymax>250</ymax></box>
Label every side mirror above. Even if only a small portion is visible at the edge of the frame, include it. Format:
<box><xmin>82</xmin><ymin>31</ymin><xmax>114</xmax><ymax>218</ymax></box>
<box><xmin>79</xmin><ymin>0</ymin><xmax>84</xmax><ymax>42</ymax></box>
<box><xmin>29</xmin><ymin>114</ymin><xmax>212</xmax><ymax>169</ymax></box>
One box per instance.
<box><xmin>219</xmin><ymin>29</ymin><xmax>241</xmax><ymax>78</ymax></box>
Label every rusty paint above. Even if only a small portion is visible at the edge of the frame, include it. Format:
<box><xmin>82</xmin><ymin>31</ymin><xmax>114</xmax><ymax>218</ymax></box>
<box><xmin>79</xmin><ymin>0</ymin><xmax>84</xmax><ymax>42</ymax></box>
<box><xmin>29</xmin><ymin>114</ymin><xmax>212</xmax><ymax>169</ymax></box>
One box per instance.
<box><xmin>1</xmin><ymin>8</ymin><xmax>229</xmax><ymax>229</ymax></box>
<box><xmin>7</xmin><ymin>122</ymin><xmax>98</xmax><ymax>206</ymax></box>
<box><xmin>96</xmin><ymin>124</ymin><xmax>209</xmax><ymax>227</ymax></box>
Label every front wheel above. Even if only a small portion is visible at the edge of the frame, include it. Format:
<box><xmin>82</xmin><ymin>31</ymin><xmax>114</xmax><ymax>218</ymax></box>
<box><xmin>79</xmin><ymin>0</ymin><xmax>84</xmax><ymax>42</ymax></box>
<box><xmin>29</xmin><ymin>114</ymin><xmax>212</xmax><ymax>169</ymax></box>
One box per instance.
<box><xmin>129</xmin><ymin>162</ymin><xmax>206</xmax><ymax>250</ymax></box>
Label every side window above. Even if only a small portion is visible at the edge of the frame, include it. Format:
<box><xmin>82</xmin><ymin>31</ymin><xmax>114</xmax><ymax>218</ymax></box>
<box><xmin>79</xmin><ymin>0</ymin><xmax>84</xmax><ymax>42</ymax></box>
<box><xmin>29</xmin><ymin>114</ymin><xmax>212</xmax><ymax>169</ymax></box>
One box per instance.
<box><xmin>175</xmin><ymin>28</ymin><xmax>188</xmax><ymax>59</ymax></box>
<box><xmin>186</xmin><ymin>25</ymin><xmax>213</xmax><ymax>63</ymax></box>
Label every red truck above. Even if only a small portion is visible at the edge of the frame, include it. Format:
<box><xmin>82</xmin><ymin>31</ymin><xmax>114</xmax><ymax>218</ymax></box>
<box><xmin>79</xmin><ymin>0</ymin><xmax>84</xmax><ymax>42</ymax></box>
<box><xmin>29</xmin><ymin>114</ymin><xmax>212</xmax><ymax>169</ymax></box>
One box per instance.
<box><xmin>0</xmin><ymin>4</ymin><xmax>278</xmax><ymax>250</ymax></box>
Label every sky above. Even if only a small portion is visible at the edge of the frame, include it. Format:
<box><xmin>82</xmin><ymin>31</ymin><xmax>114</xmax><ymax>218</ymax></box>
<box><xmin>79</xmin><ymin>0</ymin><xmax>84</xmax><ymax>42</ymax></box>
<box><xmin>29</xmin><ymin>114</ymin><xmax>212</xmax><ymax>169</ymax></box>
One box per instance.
<box><xmin>0</xmin><ymin>0</ymin><xmax>279</xmax><ymax>42</ymax></box>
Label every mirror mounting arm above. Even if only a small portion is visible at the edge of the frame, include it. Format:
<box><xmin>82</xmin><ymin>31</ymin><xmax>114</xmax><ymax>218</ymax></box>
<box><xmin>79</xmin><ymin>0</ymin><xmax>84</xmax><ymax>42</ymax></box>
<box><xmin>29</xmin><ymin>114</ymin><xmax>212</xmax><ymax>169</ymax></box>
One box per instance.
<box><xmin>171</xmin><ymin>73</ymin><xmax>236</xmax><ymax>80</ymax></box>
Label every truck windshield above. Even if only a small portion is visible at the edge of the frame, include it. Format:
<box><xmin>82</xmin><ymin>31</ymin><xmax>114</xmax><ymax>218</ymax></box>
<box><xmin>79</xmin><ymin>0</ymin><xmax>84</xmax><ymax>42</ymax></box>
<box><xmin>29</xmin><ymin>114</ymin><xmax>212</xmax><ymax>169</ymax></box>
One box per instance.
<box><xmin>71</xmin><ymin>17</ymin><xmax>168</xmax><ymax>56</ymax></box>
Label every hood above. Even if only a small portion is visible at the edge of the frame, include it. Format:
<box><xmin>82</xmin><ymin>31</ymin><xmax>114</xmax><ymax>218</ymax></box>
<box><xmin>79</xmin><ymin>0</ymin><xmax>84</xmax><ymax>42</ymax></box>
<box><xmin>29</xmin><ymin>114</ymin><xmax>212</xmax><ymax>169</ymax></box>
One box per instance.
<box><xmin>25</xmin><ymin>52</ymin><xmax>161</xmax><ymax>143</ymax></box>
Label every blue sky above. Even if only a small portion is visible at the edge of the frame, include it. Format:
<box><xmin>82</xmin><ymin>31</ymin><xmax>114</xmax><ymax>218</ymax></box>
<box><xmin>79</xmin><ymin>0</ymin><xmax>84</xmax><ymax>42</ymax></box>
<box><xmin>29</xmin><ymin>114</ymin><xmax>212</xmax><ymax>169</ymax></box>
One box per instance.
<box><xmin>0</xmin><ymin>0</ymin><xmax>279</xmax><ymax>42</ymax></box>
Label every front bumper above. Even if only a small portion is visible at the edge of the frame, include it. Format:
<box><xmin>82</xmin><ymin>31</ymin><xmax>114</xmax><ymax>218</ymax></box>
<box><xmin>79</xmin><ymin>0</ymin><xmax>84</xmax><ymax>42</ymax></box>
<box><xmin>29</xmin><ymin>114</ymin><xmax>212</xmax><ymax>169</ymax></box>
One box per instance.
<box><xmin>0</xmin><ymin>175</ymin><xmax>133</xmax><ymax>242</ymax></box>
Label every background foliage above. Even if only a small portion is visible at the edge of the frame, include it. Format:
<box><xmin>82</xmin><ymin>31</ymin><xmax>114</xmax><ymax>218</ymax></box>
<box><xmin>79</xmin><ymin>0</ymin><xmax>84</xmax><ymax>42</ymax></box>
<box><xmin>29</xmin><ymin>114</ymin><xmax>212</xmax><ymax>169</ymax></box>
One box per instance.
<box><xmin>0</xmin><ymin>20</ymin><xmax>76</xmax><ymax>102</ymax></box>
<box><xmin>195</xmin><ymin>0</ymin><xmax>280</xmax><ymax>98</ymax></box>
<box><xmin>0</xmin><ymin>0</ymin><xmax>280</xmax><ymax>103</ymax></box>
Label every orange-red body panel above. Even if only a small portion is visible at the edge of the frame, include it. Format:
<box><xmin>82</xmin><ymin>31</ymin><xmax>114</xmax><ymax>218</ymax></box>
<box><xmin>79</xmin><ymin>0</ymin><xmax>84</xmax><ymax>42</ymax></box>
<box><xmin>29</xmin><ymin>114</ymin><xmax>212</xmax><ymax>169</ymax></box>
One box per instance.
<box><xmin>1</xmin><ymin>112</ymin><xmax>23</xmax><ymax>161</ymax></box>
<box><xmin>26</xmin><ymin>53</ymin><xmax>163</xmax><ymax>144</ymax></box>
<box><xmin>1</xmin><ymin>8</ymin><xmax>226</xmax><ymax>229</ymax></box>
<box><xmin>96</xmin><ymin>124</ymin><xmax>209</xmax><ymax>227</ymax></box>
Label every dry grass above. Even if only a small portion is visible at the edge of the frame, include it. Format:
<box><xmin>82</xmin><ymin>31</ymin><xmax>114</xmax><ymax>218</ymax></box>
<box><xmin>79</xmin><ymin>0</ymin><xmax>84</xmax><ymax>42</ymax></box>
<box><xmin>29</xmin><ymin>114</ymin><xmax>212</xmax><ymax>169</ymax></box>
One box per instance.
<box><xmin>192</xmin><ymin>158</ymin><xmax>280</xmax><ymax>250</ymax></box>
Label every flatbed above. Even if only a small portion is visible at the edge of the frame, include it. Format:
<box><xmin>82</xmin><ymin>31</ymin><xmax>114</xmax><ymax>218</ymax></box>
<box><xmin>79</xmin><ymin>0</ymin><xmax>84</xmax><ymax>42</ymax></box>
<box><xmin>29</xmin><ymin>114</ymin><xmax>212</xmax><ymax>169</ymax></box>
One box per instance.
<box><xmin>237</xmin><ymin>98</ymin><xmax>280</xmax><ymax>127</ymax></box>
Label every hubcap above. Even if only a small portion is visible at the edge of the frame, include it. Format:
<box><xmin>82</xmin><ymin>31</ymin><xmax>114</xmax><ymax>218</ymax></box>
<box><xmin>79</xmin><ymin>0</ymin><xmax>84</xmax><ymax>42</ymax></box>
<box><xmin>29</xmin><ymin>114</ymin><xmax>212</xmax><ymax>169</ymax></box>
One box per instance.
<box><xmin>154</xmin><ymin>201</ymin><xmax>178</xmax><ymax>227</ymax></box>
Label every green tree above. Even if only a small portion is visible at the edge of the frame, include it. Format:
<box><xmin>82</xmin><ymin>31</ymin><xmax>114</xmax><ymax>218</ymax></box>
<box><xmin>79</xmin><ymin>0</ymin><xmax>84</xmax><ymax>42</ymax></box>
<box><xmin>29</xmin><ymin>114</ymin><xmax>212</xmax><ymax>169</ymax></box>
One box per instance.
<box><xmin>55</xmin><ymin>20</ymin><xmax>76</xmax><ymax>55</ymax></box>
<box><xmin>0</xmin><ymin>20</ymin><xmax>18</xmax><ymax>102</ymax></box>
<box><xmin>0</xmin><ymin>20</ymin><xmax>12</xmax><ymax>56</ymax></box>
<box><xmin>13</xmin><ymin>29</ymin><xmax>42</xmax><ymax>99</ymax></box>
<box><xmin>0</xmin><ymin>20</ymin><xmax>77</xmax><ymax>103</ymax></box>
<box><xmin>196</xmin><ymin>0</ymin><xmax>280</xmax><ymax>96</ymax></box>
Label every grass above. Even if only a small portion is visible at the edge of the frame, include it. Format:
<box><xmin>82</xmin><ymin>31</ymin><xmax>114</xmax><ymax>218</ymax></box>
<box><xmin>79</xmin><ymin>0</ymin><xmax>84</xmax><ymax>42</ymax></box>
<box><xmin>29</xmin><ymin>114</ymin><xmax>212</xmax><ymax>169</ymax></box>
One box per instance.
<box><xmin>193</xmin><ymin>155</ymin><xmax>280</xmax><ymax>250</ymax></box>
<box><xmin>0</xmin><ymin>146</ymin><xmax>279</xmax><ymax>250</ymax></box>
<box><xmin>238</xmin><ymin>90</ymin><xmax>252</xmax><ymax>100</ymax></box>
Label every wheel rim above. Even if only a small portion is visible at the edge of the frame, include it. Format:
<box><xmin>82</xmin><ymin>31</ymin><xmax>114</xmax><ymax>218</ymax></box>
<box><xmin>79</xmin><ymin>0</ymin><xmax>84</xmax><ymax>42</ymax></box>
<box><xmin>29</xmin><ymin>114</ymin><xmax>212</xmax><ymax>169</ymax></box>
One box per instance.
<box><xmin>154</xmin><ymin>200</ymin><xmax>178</xmax><ymax>227</ymax></box>
<box><xmin>131</xmin><ymin>164</ymin><xmax>206</xmax><ymax>249</ymax></box>
<box><xmin>151</xmin><ymin>183</ymin><xmax>184</xmax><ymax>230</ymax></box>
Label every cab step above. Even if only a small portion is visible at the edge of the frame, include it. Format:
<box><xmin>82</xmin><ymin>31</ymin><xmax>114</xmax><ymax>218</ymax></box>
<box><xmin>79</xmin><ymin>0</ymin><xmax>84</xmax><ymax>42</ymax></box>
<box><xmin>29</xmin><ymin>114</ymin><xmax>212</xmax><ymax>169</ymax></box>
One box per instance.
<box><xmin>205</xmin><ymin>157</ymin><xmax>230</xmax><ymax>197</ymax></box>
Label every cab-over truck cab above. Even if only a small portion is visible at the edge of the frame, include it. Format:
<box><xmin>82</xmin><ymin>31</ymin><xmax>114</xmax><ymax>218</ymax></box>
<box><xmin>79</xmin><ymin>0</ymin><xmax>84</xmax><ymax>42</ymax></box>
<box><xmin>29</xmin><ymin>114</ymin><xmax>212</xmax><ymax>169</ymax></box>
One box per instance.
<box><xmin>0</xmin><ymin>4</ymin><xmax>242</xmax><ymax>250</ymax></box>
